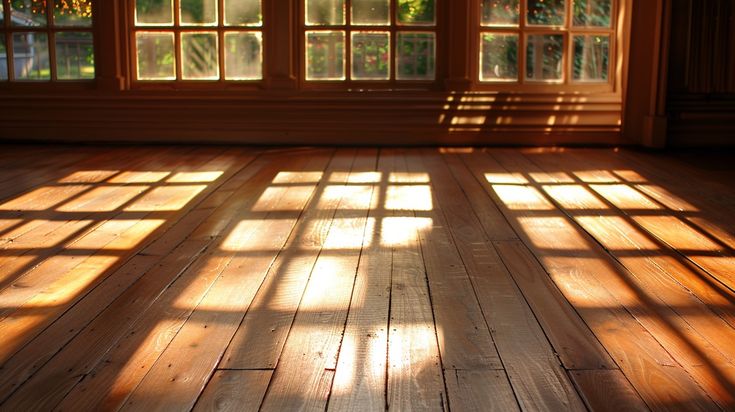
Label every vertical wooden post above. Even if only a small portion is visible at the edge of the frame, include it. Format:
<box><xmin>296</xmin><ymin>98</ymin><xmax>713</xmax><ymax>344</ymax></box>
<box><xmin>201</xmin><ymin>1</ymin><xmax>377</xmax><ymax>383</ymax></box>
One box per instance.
<box><xmin>623</xmin><ymin>0</ymin><xmax>670</xmax><ymax>147</ymax></box>
<box><xmin>95</xmin><ymin>0</ymin><xmax>126</xmax><ymax>92</ymax></box>
<box><xmin>265</xmin><ymin>0</ymin><xmax>298</xmax><ymax>89</ymax></box>
<box><xmin>445</xmin><ymin>0</ymin><xmax>472</xmax><ymax>90</ymax></box>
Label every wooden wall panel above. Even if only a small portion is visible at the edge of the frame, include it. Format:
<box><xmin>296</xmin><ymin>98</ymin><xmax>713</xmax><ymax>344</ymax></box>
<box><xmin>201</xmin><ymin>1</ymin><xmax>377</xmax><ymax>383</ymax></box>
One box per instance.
<box><xmin>0</xmin><ymin>92</ymin><xmax>624</xmax><ymax>145</ymax></box>
<box><xmin>666</xmin><ymin>0</ymin><xmax>735</xmax><ymax>147</ymax></box>
<box><xmin>0</xmin><ymin>0</ymin><xmax>631</xmax><ymax>146</ymax></box>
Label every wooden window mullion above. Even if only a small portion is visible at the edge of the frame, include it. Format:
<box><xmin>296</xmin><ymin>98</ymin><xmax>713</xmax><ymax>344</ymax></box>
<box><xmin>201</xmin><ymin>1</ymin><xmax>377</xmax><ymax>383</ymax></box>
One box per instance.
<box><xmin>569</xmin><ymin>2</ymin><xmax>575</xmax><ymax>84</ymax></box>
<box><xmin>519</xmin><ymin>0</ymin><xmax>527</xmax><ymax>83</ymax></box>
<box><xmin>174</xmin><ymin>0</ymin><xmax>181</xmax><ymax>80</ymax></box>
<box><xmin>218</xmin><ymin>0</ymin><xmax>225</xmax><ymax>83</ymax></box>
<box><xmin>391</xmin><ymin>0</ymin><xmax>396</xmax><ymax>83</ymax></box>
<box><xmin>4</xmin><ymin>0</ymin><xmax>15</xmax><ymax>81</ymax></box>
<box><xmin>48</xmin><ymin>0</ymin><xmax>57</xmax><ymax>81</ymax></box>
<box><xmin>346</xmin><ymin>0</ymin><xmax>351</xmax><ymax>81</ymax></box>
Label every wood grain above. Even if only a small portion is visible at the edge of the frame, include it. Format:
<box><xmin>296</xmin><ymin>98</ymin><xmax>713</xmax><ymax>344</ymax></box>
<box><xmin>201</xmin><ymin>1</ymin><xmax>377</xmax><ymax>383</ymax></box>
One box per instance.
<box><xmin>328</xmin><ymin>150</ymin><xmax>392</xmax><ymax>411</ymax></box>
<box><xmin>570</xmin><ymin>370</ymin><xmax>649</xmax><ymax>412</ymax></box>
<box><xmin>0</xmin><ymin>146</ymin><xmax>730</xmax><ymax>411</ymax></box>
<box><xmin>193</xmin><ymin>370</ymin><xmax>272</xmax><ymax>412</ymax></box>
<box><xmin>420</xmin><ymin>149</ymin><xmax>585</xmax><ymax>412</ymax></box>
<box><xmin>461</xmin><ymin>149</ymin><xmax>719</xmax><ymax>412</ymax></box>
<box><xmin>259</xmin><ymin>150</ymin><xmax>376</xmax><ymax>411</ymax></box>
<box><xmin>58</xmin><ymin>152</ymin><xmax>330</xmax><ymax>412</ymax></box>
<box><xmin>385</xmin><ymin>150</ymin><xmax>446</xmax><ymax>412</ymax></box>
<box><xmin>444</xmin><ymin>370</ymin><xmax>520</xmax><ymax>412</ymax></box>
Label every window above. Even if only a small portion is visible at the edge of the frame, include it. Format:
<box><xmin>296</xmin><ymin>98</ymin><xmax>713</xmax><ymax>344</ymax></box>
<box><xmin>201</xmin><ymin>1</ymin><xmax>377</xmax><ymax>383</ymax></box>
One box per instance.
<box><xmin>479</xmin><ymin>0</ymin><xmax>614</xmax><ymax>84</ymax></box>
<box><xmin>132</xmin><ymin>0</ymin><xmax>263</xmax><ymax>82</ymax></box>
<box><xmin>0</xmin><ymin>0</ymin><xmax>94</xmax><ymax>81</ymax></box>
<box><xmin>303</xmin><ymin>0</ymin><xmax>437</xmax><ymax>83</ymax></box>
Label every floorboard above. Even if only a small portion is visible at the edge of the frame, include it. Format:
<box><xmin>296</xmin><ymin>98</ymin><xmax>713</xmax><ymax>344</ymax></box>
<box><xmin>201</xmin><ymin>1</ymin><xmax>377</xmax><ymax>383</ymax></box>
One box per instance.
<box><xmin>0</xmin><ymin>145</ymin><xmax>733</xmax><ymax>411</ymax></box>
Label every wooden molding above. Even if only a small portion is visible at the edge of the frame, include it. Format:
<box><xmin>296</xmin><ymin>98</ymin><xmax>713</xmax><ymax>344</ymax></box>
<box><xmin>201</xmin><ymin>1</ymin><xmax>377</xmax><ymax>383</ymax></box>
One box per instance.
<box><xmin>0</xmin><ymin>0</ymin><xmax>633</xmax><ymax>146</ymax></box>
<box><xmin>0</xmin><ymin>91</ymin><xmax>623</xmax><ymax>145</ymax></box>
<box><xmin>445</xmin><ymin>0</ymin><xmax>472</xmax><ymax>87</ymax></box>
<box><xmin>623</xmin><ymin>0</ymin><xmax>670</xmax><ymax>147</ymax></box>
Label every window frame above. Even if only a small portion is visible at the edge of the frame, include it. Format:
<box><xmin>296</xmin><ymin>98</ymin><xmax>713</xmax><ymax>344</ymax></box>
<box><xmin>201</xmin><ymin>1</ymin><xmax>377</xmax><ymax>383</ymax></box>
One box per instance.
<box><xmin>297</xmin><ymin>0</ymin><xmax>447</xmax><ymax>91</ymax></box>
<box><xmin>0</xmin><ymin>0</ymin><xmax>630</xmax><ymax>95</ymax></box>
<box><xmin>473</xmin><ymin>0</ymin><xmax>620</xmax><ymax>93</ymax></box>
<box><xmin>127</xmin><ymin>0</ymin><xmax>266</xmax><ymax>90</ymax></box>
<box><xmin>0</xmin><ymin>0</ymin><xmax>96</xmax><ymax>87</ymax></box>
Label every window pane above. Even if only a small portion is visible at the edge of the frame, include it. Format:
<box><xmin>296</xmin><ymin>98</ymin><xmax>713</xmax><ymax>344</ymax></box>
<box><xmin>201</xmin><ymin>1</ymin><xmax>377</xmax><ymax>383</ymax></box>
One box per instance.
<box><xmin>397</xmin><ymin>0</ymin><xmax>435</xmax><ymax>25</ymax></box>
<box><xmin>136</xmin><ymin>0</ymin><xmax>173</xmax><ymax>25</ymax></box>
<box><xmin>480</xmin><ymin>33</ymin><xmax>518</xmax><ymax>81</ymax></box>
<box><xmin>53</xmin><ymin>0</ymin><xmax>92</xmax><ymax>27</ymax></box>
<box><xmin>55</xmin><ymin>32</ymin><xmax>94</xmax><ymax>79</ymax></box>
<box><xmin>136</xmin><ymin>32</ymin><xmax>175</xmax><ymax>80</ymax></box>
<box><xmin>306</xmin><ymin>31</ymin><xmax>344</xmax><ymax>80</ymax></box>
<box><xmin>352</xmin><ymin>31</ymin><xmax>389</xmax><ymax>80</ymax></box>
<box><xmin>181</xmin><ymin>0</ymin><xmax>217</xmax><ymax>25</ymax></box>
<box><xmin>11</xmin><ymin>0</ymin><xmax>47</xmax><ymax>27</ymax></box>
<box><xmin>527</xmin><ymin>0</ymin><xmax>565</xmax><ymax>26</ymax></box>
<box><xmin>0</xmin><ymin>38</ymin><xmax>7</xmax><ymax>81</ymax></box>
<box><xmin>352</xmin><ymin>0</ymin><xmax>389</xmax><ymax>25</ymax></box>
<box><xmin>225</xmin><ymin>0</ymin><xmax>261</xmax><ymax>26</ymax></box>
<box><xmin>12</xmin><ymin>32</ymin><xmax>49</xmax><ymax>80</ymax></box>
<box><xmin>225</xmin><ymin>31</ymin><xmax>262</xmax><ymax>79</ymax></box>
<box><xmin>1</xmin><ymin>2</ymin><xmax>5</xmax><ymax>25</ymax></box>
<box><xmin>481</xmin><ymin>0</ymin><xmax>519</xmax><ymax>26</ymax></box>
<box><xmin>573</xmin><ymin>0</ymin><xmax>611</xmax><ymax>27</ymax></box>
<box><xmin>526</xmin><ymin>34</ymin><xmax>563</xmax><ymax>81</ymax></box>
<box><xmin>396</xmin><ymin>32</ymin><xmax>435</xmax><ymax>80</ymax></box>
<box><xmin>182</xmin><ymin>32</ymin><xmax>219</xmax><ymax>80</ymax></box>
<box><xmin>306</xmin><ymin>0</ymin><xmax>345</xmax><ymax>26</ymax></box>
<box><xmin>573</xmin><ymin>34</ymin><xmax>609</xmax><ymax>82</ymax></box>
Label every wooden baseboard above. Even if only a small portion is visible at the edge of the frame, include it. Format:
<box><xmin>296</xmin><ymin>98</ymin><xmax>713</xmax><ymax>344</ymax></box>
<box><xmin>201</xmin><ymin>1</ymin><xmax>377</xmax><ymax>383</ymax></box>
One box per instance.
<box><xmin>0</xmin><ymin>91</ymin><xmax>624</xmax><ymax>146</ymax></box>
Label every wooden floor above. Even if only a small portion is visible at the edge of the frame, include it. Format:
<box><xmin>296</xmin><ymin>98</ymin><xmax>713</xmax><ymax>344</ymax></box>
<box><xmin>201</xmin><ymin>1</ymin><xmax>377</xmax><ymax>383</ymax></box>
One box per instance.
<box><xmin>0</xmin><ymin>145</ymin><xmax>733</xmax><ymax>411</ymax></box>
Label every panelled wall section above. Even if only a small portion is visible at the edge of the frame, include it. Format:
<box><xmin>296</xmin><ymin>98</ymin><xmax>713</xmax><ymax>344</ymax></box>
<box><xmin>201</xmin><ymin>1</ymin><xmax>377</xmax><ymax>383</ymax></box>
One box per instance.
<box><xmin>0</xmin><ymin>0</ymin><xmax>633</xmax><ymax>145</ymax></box>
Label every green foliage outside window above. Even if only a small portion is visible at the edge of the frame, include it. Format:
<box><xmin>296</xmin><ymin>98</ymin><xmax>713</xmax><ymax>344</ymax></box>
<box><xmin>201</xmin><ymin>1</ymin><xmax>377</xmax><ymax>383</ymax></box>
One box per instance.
<box><xmin>397</xmin><ymin>34</ymin><xmax>434</xmax><ymax>79</ymax></box>
<box><xmin>527</xmin><ymin>0</ymin><xmax>565</xmax><ymax>26</ymax></box>
<box><xmin>397</xmin><ymin>0</ymin><xmax>434</xmax><ymax>24</ymax></box>
<box><xmin>307</xmin><ymin>32</ymin><xmax>344</xmax><ymax>79</ymax></box>
<box><xmin>352</xmin><ymin>35</ymin><xmax>389</xmax><ymax>79</ymax></box>
<box><xmin>136</xmin><ymin>0</ymin><xmax>167</xmax><ymax>15</ymax></box>
<box><xmin>573</xmin><ymin>0</ymin><xmax>611</xmax><ymax>27</ymax></box>
<box><xmin>482</xmin><ymin>0</ymin><xmax>519</xmax><ymax>26</ymax></box>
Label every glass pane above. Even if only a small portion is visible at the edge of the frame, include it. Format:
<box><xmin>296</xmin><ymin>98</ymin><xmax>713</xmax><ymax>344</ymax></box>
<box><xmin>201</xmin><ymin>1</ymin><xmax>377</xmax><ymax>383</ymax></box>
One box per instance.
<box><xmin>397</xmin><ymin>0</ymin><xmax>435</xmax><ymax>25</ymax></box>
<box><xmin>181</xmin><ymin>0</ymin><xmax>217</xmax><ymax>25</ymax></box>
<box><xmin>136</xmin><ymin>0</ymin><xmax>173</xmax><ymax>25</ymax></box>
<box><xmin>573</xmin><ymin>0</ymin><xmax>611</xmax><ymax>27</ymax></box>
<box><xmin>396</xmin><ymin>32</ymin><xmax>435</xmax><ymax>80</ymax></box>
<box><xmin>351</xmin><ymin>31</ymin><xmax>389</xmax><ymax>80</ymax></box>
<box><xmin>53</xmin><ymin>0</ymin><xmax>92</xmax><ymax>27</ymax></box>
<box><xmin>182</xmin><ymin>32</ymin><xmax>219</xmax><ymax>80</ymax></box>
<box><xmin>306</xmin><ymin>31</ymin><xmax>344</xmax><ymax>80</ymax></box>
<box><xmin>136</xmin><ymin>32</ymin><xmax>175</xmax><ymax>80</ymax></box>
<box><xmin>306</xmin><ymin>0</ymin><xmax>345</xmax><ymax>25</ymax></box>
<box><xmin>12</xmin><ymin>32</ymin><xmax>50</xmax><ymax>80</ymax></box>
<box><xmin>352</xmin><ymin>0</ymin><xmax>389</xmax><ymax>25</ymax></box>
<box><xmin>1</xmin><ymin>2</ymin><xmax>5</xmax><ymax>25</ymax></box>
<box><xmin>480</xmin><ymin>33</ymin><xmax>518</xmax><ymax>81</ymax></box>
<box><xmin>526</xmin><ymin>34</ymin><xmax>563</xmax><ymax>81</ymax></box>
<box><xmin>55</xmin><ymin>31</ymin><xmax>94</xmax><ymax>79</ymax></box>
<box><xmin>481</xmin><ymin>0</ymin><xmax>519</xmax><ymax>26</ymax></box>
<box><xmin>0</xmin><ymin>38</ymin><xmax>7</xmax><ymax>81</ymax></box>
<box><xmin>224</xmin><ymin>31</ymin><xmax>262</xmax><ymax>79</ymax></box>
<box><xmin>527</xmin><ymin>0</ymin><xmax>565</xmax><ymax>26</ymax></box>
<box><xmin>225</xmin><ymin>0</ymin><xmax>261</xmax><ymax>26</ymax></box>
<box><xmin>11</xmin><ymin>0</ymin><xmax>47</xmax><ymax>27</ymax></box>
<box><xmin>573</xmin><ymin>34</ymin><xmax>609</xmax><ymax>82</ymax></box>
